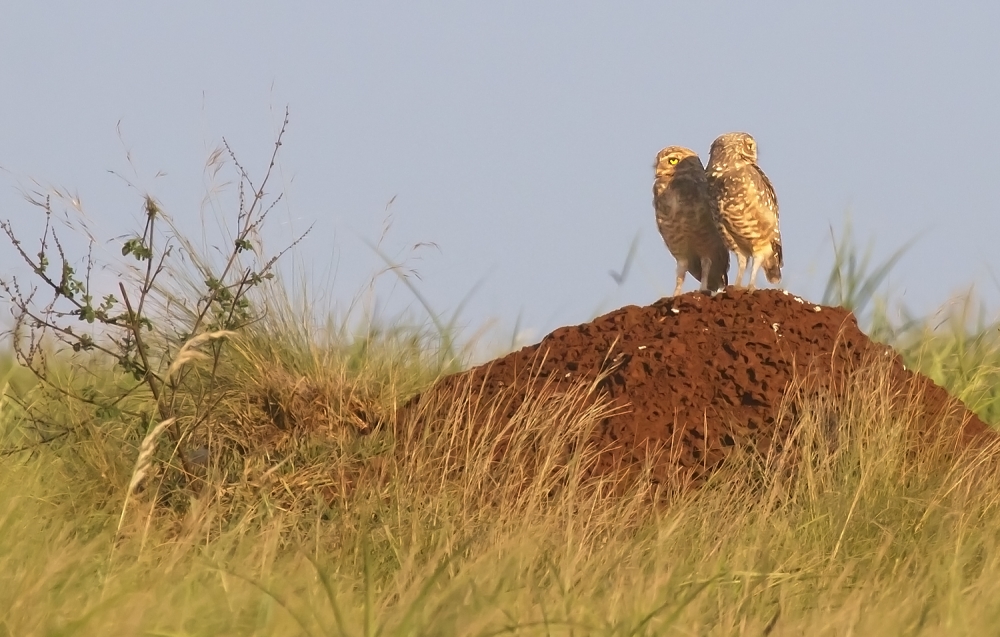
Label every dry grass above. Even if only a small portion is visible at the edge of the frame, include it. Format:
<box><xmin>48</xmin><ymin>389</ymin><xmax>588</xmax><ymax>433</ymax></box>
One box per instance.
<box><xmin>2</xmin><ymin>317</ymin><xmax>1000</xmax><ymax>635</ymax></box>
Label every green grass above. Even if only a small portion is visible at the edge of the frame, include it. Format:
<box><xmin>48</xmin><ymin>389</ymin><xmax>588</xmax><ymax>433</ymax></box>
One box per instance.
<box><xmin>4</xmin><ymin>155</ymin><xmax>1000</xmax><ymax>634</ymax></box>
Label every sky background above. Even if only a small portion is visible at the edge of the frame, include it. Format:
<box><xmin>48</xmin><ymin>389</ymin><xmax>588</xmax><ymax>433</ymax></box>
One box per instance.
<box><xmin>2</xmin><ymin>2</ymin><xmax>999</xmax><ymax>352</ymax></box>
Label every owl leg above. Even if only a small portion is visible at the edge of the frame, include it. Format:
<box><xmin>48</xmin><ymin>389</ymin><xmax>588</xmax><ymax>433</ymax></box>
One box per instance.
<box><xmin>734</xmin><ymin>252</ymin><xmax>748</xmax><ymax>288</ymax></box>
<box><xmin>748</xmin><ymin>257</ymin><xmax>763</xmax><ymax>291</ymax></box>
<box><xmin>699</xmin><ymin>256</ymin><xmax>713</xmax><ymax>293</ymax></box>
<box><xmin>673</xmin><ymin>258</ymin><xmax>687</xmax><ymax>296</ymax></box>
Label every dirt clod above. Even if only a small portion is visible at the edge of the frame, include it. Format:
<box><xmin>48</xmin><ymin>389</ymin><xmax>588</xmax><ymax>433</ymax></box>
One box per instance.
<box><xmin>408</xmin><ymin>289</ymin><xmax>992</xmax><ymax>483</ymax></box>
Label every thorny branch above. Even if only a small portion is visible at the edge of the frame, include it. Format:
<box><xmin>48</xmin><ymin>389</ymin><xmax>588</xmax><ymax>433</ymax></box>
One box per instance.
<box><xmin>0</xmin><ymin>109</ymin><xmax>308</xmax><ymax>488</ymax></box>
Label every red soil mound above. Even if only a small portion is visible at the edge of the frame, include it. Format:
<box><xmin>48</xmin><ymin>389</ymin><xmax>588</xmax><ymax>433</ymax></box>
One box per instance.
<box><xmin>406</xmin><ymin>289</ymin><xmax>992</xmax><ymax>483</ymax></box>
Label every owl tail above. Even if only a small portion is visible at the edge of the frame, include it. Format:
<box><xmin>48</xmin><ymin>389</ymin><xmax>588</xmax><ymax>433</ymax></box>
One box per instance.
<box><xmin>706</xmin><ymin>247</ymin><xmax>730</xmax><ymax>292</ymax></box>
<box><xmin>762</xmin><ymin>238</ymin><xmax>783</xmax><ymax>284</ymax></box>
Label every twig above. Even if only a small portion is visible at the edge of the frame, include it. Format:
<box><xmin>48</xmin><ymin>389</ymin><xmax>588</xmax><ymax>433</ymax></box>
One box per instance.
<box><xmin>119</xmin><ymin>282</ymin><xmax>192</xmax><ymax>477</ymax></box>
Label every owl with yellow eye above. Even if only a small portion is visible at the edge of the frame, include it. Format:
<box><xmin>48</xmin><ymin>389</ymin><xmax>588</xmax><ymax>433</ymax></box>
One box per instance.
<box><xmin>652</xmin><ymin>146</ymin><xmax>730</xmax><ymax>296</ymax></box>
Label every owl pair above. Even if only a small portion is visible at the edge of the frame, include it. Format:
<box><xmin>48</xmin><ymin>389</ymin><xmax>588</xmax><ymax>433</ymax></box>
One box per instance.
<box><xmin>653</xmin><ymin>132</ymin><xmax>783</xmax><ymax>296</ymax></box>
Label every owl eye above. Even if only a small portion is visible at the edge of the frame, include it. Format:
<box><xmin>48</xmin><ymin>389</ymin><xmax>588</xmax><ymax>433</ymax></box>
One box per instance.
<box><xmin>667</xmin><ymin>157</ymin><xmax>679</xmax><ymax>165</ymax></box>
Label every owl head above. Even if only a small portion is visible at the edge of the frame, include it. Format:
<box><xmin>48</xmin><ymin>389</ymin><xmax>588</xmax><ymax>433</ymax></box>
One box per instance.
<box><xmin>709</xmin><ymin>132</ymin><xmax>757</xmax><ymax>165</ymax></box>
<box><xmin>654</xmin><ymin>146</ymin><xmax>705</xmax><ymax>180</ymax></box>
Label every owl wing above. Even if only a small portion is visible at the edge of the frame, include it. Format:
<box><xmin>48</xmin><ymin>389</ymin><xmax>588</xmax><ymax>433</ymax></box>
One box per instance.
<box><xmin>704</xmin><ymin>171</ymin><xmax>736</xmax><ymax>252</ymax></box>
<box><xmin>698</xmin><ymin>199</ymin><xmax>730</xmax><ymax>290</ymax></box>
<box><xmin>710</xmin><ymin>197</ymin><xmax>739</xmax><ymax>253</ymax></box>
<box><xmin>685</xmin><ymin>181</ymin><xmax>730</xmax><ymax>289</ymax></box>
<box><xmin>749</xmin><ymin>164</ymin><xmax>783</xmax><ymax>267</ymax></box>
<box><xmin>748</xmin><ymin>164</ymin><xmax>779</xmax><ymax>229</ymax></box>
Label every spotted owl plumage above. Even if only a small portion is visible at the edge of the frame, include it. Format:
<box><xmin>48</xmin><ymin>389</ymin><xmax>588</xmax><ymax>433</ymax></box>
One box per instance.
<box><xmin>652</xmin><ymin>146</ymin><xmax>730</xmax><ymax>296</ymax></box>
<box><xmin>706</xmin><ymin>132</ymin><xmax>783</xmax><ymax>289</ymax></box>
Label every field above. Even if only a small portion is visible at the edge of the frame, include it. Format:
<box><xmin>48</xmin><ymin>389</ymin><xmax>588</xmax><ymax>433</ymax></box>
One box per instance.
<box><xmin>3</xmin><ymin>141</ymin><xmax>1000</xmax><ymax>635</ymax></box>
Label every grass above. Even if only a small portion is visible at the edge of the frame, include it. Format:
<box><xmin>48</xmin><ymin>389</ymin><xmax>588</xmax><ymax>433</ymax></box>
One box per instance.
<box><xmin>3</xmin><ymin>152</ymin><xmax>1000</xmax><ymax>634</ymax></box>
<box><xmin>3</xmin><ymin>329</ymin><xmax>1000</xmax><ymax>636</ymax></box>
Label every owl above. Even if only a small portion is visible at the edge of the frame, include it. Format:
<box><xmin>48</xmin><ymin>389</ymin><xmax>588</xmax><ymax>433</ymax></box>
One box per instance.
<box><xmin>653</xmin><ymin>146</ymin><xmax>730</xmax><ymax>296</ymax></box>
<box><xmin>706</xmin><ymin>132</ymin><xmax>783</xmax><ymax>290</ymax></box>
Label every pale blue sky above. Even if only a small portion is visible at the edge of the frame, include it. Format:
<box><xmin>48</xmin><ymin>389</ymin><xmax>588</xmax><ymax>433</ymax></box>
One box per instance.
<box><xmin>2</xmin><ymin>2</ymin><xmax>999</xmax><ymax>347</ymax></box>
